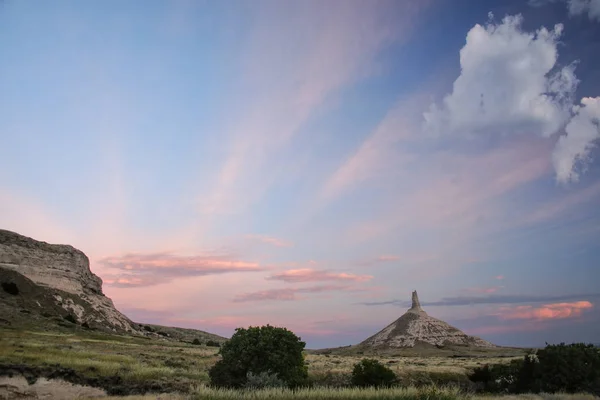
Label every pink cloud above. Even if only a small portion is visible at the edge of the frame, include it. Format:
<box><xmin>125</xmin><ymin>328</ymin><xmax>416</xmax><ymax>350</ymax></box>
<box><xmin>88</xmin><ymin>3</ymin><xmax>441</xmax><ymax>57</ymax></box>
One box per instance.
<box><xmin>233</xmin><ymin>285</ymin><xmax>357</xmax><ymax>303</ymax></box>
<box><xmin>102</xmin><ymin>275</ymin><xmax>166</xmax><ymax>288</ymax></box>
<box><xmin>245</xmin><ymin>234</ymin><xmax>293</xmax><ymax>247</ymax></box>
<box><xmin>495</xmin><ymin>275</ymin><xmax>505</xmax><ymax>280</ymax></box>
<box><xmin>497</xmin><ymin>301</ymin><xmax>593</xmax><ymax>321</ymax></box>
<box><xmin>267</xmin><ymin>268</ymin><xmax>373</xmax><ymax>283</ymax></box>
<box><xmin>98</xmin><ymin>252</ymin><xmax>266</xmax><ymax>287</ymax></box>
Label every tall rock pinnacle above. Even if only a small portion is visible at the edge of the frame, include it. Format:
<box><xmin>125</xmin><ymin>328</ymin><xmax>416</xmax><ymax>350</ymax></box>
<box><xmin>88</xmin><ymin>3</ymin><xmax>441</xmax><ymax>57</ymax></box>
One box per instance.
<box><xmin>360</xmin><ymin>290</ymin><xmax>496</xmax><ymax>348</ymax></box>
<box><xmin>409</xmin><ymin>290</ymin><xmax>424</xmax><ymax>313</ymax></box>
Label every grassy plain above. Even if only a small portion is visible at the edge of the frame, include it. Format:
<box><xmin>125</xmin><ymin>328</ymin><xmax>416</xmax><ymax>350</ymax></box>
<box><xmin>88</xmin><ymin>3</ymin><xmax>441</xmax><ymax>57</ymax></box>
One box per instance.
<box><xmin>0</xmin><ymin>327</ymin><xmax>597</xmax><ymax>399</ymax></box>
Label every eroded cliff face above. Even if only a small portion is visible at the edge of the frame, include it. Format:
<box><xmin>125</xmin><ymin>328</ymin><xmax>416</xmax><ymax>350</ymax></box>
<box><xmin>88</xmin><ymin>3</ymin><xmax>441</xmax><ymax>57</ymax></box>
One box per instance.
<box><xmin>0</xmin><ymin>229</ymin><xmax>139</xmax><ymax>333</ymax></box>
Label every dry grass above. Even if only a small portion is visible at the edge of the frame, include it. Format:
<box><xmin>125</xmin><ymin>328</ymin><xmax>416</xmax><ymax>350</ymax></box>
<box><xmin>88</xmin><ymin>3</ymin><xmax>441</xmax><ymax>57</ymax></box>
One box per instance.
<box><xmin>1</xmin><ymin>327</ymin><xmax>597</xmax><ymax>400</ymax></box>
<box><xmin>0</xmin><ymin>327</ymin><xmax>218</xmax><ymax>393</ymax></box>
<box><xmin>98</xmin><ymin>387</ymin><xmax>598</xmax><ymax>400</ymax></box>
<box><xmin>4</xmin><ymin>327</ymin><xmax>515</xmax><ymax>391</ymax></box>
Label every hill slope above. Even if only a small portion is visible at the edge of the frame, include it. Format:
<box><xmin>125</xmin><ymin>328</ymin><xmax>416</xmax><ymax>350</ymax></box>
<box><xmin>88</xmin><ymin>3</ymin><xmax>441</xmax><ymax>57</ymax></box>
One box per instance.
<box><xmin>0</xmin><ymin>229</ymin><xmax>227</xmax><ymax>343</ymax></box>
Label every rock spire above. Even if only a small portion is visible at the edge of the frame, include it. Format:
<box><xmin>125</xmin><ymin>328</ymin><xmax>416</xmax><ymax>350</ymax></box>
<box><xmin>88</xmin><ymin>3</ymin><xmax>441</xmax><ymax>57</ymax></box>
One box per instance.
<box><xmin>409</xmin><ymin>290</ymin><xmax>425</xmax><ymax>313</ymax></box>
<box><xmin>360</xmin><ymin>290</ymin><xmax>496</xmax><ymax>348</ymax></box>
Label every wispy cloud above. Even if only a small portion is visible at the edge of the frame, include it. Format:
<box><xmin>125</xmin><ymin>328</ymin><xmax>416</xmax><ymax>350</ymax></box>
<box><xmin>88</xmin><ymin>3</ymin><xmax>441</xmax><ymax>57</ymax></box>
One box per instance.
<box><xmin>568</xmin><ymin>0</ymin><xmax>600</xmax><ymax>21</ymax></box>
<box><xmin>362</xmin><ymin>293</ymin><xmax>600</xmax><ymax>307</ymax></box>
<box><xmin>99</xmin><ymin>252</ymin><xmax>266</xmax><ymax>287</ymax></box>
<box><xmin>496</xmin><ymin>301</ymin><xmax>593</xmax><ymax>320</ymax></box>
<box><xmin>346</xmin><ymin>136</ymin><xmax>552</xmax><ymax>244</ymax></box>
<box><xmin>233</xmin><ymin>285</ymin><xmax>357</xmax><ymax>303</ymax></box>
<box><xmin>267</xmin><ymin>268</ymin><xmax>373</xmax><ymax>283</ymax></box>
<box><xmin>495</xmin><ymin>275</ymin><xmax>505</xmax><ymax>280</ymax></box>
<box><xmin>357</xmin><ymin>255</ymin><xmax>401</xmax><ymax>267</ymax></box>
<box><xmin>199</xmin><ymin>1</ymin><xmax>431</xmax><ymax>216</ymax></box>
<box><xmin>464</xmin><ymin>286</ymin><xmax>504</xmax><ymax>295</ymax></box>
<box><xmin>519</xmin><ymin>181</ymin><xmax>600</xmax><ymax>226</ymax></box>
<box><xmin>245</xmin><ymin>234</ymin><xmax>293</xmax><ymax>248</ymax></box>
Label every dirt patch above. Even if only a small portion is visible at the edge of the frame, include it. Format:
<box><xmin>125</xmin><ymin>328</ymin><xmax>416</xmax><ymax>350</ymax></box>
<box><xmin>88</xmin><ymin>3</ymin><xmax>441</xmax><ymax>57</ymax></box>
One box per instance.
<box><xmin>0</xmin><ymin>364</ymin><xmax>187</xmax><ymax>396</ymax></box>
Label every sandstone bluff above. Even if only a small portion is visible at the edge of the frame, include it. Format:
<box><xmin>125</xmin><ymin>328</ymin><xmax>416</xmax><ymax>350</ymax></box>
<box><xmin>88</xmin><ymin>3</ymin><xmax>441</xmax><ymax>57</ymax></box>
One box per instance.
<box><xmin>360</xmin><ymin>290</ymin><xmax>495</xmax><ymax>348</ymax></box>
<box><xmin>0</xmin><ymin>229</ymin><xmax>139</xmax><ymax>333</ymax></box>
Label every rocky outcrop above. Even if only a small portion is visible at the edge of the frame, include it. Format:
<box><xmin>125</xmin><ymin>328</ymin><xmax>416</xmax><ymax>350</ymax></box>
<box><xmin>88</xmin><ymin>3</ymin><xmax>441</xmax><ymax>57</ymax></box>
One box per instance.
<box><xmin>361</xmin><ymin>291</ymin><xmax>495</xmax><ymax>348</ymax></box>
<box><xmin>0</xmin><ymin>229</ymin><xmax>139</xmax><ymax>334</ymax></box>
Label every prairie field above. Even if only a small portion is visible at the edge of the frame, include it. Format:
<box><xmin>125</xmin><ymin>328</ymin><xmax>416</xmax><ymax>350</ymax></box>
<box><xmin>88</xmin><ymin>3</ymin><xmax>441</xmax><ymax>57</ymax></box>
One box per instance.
<box><xmin>0</xmin><ymin>327</ymin><xmax>596</xmax><ymax>399</ymax></box>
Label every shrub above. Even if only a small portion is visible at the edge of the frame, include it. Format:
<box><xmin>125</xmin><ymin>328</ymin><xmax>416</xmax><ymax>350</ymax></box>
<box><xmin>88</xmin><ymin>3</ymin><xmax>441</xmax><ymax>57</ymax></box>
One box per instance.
<box><xmin>243</xmin><ymin>371</ymin><xmax>286</xmax><ymax>389</ymax></box>
<box><xmin>351</xmin><ymin>358</ymin><xmax>397</xmax><ymax>388</ymax></box>
<box><xmin>529</xmin><ymin>343</ymin><xmax>600</xmax><ymax>395</ymax></box>
<box><xmin>206</xmin><ymin>340</ymin><xmax>220</xmax><ymax>347</ymax></box>
<box><xmin>192</xmin><ymin>338</ymin><xmax>201</xmax><ymax>345</ymax></box>
<box><xmin>469</xmin><ymin>343</ymin><xmax>600</xmax><ymax>395</ymax></box>
<box><xmin>208</xmin><ymin>324</ymin><xmax>308</xmax><ymax>388</ymax></box>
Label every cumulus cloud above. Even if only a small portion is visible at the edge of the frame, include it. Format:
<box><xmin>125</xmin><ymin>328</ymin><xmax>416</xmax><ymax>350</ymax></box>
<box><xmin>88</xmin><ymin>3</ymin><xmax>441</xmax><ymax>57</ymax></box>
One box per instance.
<box><xmin>267</xmin><ymin>268</ymin><xmax>373</xmax><ymax>283</ymax></box>
<box><xmin>99</xmin><ymin>252</ymin><xmax>265</xmax><ymax>287</ymax></box>
<box><xmin>424</xmin><ymin>14</ymin><xmax>576</xmax><ymax>138</ymax></box>
<box><xmin>553</xmin><ymin>97</ymin><xmax>600</xmax><ymax>183</ymax></box>
<box><xmin>568</xmin><ymin>0</ymin><xmax>600</xmax><ymax>20</ymax></box>
<box><xmin>497</xmin><ymin>301</ymin><xmax>593</xmax><ymax>320</ymax></box>
<box><xmin>423</xmin><ymin>13</ymin><xmax>600</xmax><ymax>183</ymax></box>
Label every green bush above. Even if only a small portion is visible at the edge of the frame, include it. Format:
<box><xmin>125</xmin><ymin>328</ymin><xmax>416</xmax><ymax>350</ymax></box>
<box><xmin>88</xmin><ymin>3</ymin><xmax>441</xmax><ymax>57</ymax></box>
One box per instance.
<box><xmin>208</xmin><ymin>324</ymin><xmax>308</xmax><ymax>388</ymax></box>
<box><xmin>529</xmin><ymin>343</ymin><xmax>600</xmax><ymax>395</ymax></box>
<box><xmin>192</xmin><ymin>338</ymin><xmax>201</xmax><ymax>345</ymax></box>
<box><xmin>351</xmin><ymin>358</ymin><xmax>397</xmax><ymax>388</ymax></box>
<box><xmin>206</xmin><ymin>340</ymin><xmax>221</xmax><ymax>347</ymax></box>
<box><xmin>469</xmin><ymin>343</ymin><xmax>600</xmax><ymax>395</ymax></box>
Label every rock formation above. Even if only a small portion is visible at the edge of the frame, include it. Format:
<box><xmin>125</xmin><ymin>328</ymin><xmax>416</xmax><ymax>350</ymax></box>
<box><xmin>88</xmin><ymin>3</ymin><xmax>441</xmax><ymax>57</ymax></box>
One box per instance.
<box><xmin>360</xmin><ymin>290</ymin><xmax>495</xmax><ymax>348</ymax></box>
<box><xmin>0</xmin><ymin>229</ymin><xmax>140</xmax><ymax>333</ymax></box>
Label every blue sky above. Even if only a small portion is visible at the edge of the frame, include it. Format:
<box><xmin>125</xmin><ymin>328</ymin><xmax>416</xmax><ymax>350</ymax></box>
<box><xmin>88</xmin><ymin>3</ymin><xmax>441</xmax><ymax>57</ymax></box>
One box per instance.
<box><xmin>1</xmin><ymin>0</ymin><xmax>600</xmax><ymax>349</ymax></box>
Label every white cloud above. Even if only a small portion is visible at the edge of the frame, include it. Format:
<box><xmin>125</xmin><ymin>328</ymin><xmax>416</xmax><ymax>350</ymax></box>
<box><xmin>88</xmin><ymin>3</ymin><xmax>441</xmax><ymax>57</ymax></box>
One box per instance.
<box><xmin>568</xmin><ymin>0</ymin><xmax>600</xmax><ymax>21</ymax></box>
<box><xmin>424</xmin><ymin>13</ymin><xmax>600</xmax><ymax>183</ymax></box>
<box><xmin>424</xmin><ymin>14</ymin><xmax>577</xmax><ymax>138</ymax></box>
<box><xmin>553</xmin><ymin>97</ymin><xmax>600</xmax><ymax>183</ymax></box>
<box><xmin>529</xmin><ymin>0</ymin><xmax>600</xmax><ymax>21</ymax></box>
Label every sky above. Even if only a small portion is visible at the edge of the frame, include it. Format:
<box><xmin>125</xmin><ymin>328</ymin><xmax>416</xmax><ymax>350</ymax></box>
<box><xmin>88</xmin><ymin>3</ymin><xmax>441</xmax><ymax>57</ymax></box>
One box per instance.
<box><xmin>1</xmin><ymin>0</ymin><xmax>599</xmax><ymax>349</ymax></box>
